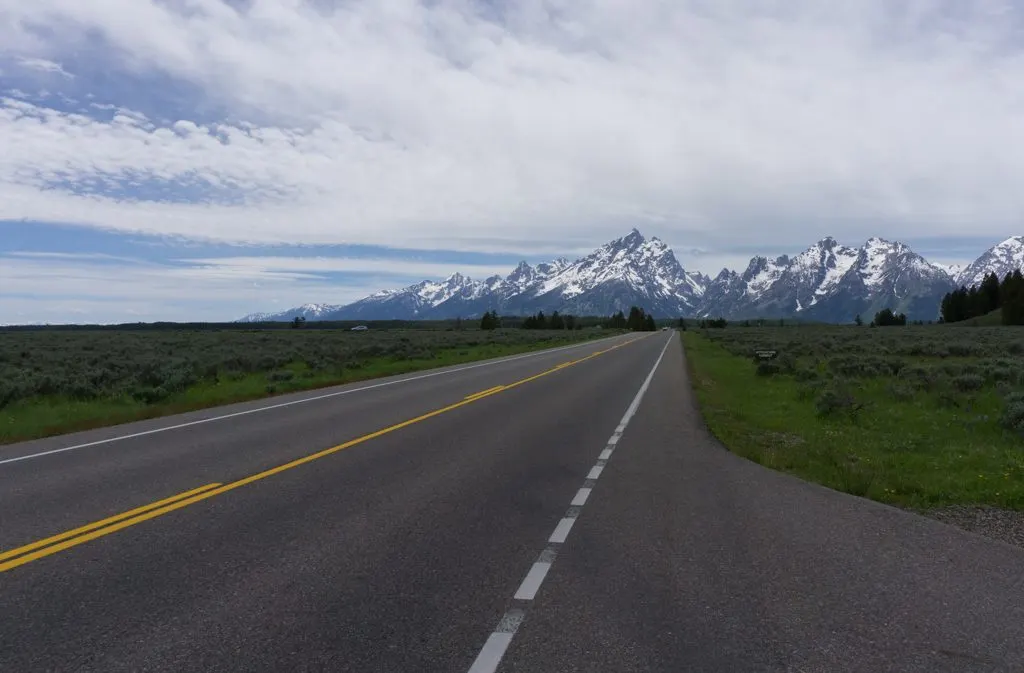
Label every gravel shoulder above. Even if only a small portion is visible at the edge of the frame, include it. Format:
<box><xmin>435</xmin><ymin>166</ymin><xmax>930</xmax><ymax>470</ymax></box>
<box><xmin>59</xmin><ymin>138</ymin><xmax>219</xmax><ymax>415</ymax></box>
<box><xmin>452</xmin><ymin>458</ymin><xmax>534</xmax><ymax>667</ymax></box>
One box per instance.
<box><xmin>919</xmin><ymin>505</ymin><xmax>1024</xmax><ymax>549</ymax></box>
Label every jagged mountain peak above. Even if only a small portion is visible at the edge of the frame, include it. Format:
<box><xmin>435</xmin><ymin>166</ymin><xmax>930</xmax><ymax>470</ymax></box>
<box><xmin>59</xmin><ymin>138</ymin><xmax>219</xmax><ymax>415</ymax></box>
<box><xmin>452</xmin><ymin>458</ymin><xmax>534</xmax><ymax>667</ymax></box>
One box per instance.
<box><xmin>607</xmin><ymin>228</ymin><xmax>647</xmax><ymax>251</ymax></box>
<box><xmin>956</xmin><ymin>235</ymin><xmax>1024</xmax><ymax>288</ymax></box>
<box><xmin>993</xmin><ymin>235</ymin><xmax>1024</xmax><ymax>254</ymax></box>
<box><xmin>236</xmin><ymin>231</ymin><xmax>1023</xmax><ymax>324</ymax></box>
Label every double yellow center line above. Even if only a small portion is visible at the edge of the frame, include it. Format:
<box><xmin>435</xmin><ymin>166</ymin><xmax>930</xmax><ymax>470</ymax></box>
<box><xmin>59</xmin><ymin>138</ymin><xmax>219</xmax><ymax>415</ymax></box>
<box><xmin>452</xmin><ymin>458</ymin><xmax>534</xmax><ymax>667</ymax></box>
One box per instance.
<box><xmin>0</xmin><ymin>335</ymin><xmax>645</xmax><ymax>573</ymax></box>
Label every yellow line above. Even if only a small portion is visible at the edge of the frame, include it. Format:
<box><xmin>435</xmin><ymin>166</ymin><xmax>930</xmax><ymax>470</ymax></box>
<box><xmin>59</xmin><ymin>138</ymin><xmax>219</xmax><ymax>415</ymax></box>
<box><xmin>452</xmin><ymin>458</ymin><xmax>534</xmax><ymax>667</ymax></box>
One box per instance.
<box><xmin>0</xmin><ymin>483</ymin><xmax>221</xmax><ymax>564</ymax></box>
<box><xmin>0</xmin><ymin>335</ymin><xmax>647</xmax><ymax>573</ymax></box>
<box><xmin>464</xmin><ymin>385</ymin><xmax>505</xmax><ymax>400</ymax></box>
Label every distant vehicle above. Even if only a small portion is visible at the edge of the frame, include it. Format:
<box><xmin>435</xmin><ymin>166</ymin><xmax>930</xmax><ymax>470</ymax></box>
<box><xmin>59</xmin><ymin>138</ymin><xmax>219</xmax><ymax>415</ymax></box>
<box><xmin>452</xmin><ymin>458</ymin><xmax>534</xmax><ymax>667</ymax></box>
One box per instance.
<box><xmin>662</xmin><ymin>326</ymin><xmax>669</xmax><ymax>331</ymax></box>
<box><xmin>351</xmin><ymin>325</ymin><xmax>368</xmax><ymax>331</ymax></box>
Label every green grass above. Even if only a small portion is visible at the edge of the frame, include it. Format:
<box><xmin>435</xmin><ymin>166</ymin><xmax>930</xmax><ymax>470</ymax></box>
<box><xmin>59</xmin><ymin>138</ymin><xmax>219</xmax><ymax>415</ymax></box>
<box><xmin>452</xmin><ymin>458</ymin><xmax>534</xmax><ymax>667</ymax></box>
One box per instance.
<box><xmin>0</xmin><ymin>329</ymin><xmax>612</xmax><ymax>445</ymax></box>
<box><xmin>682</xmin><ymin>328</ymin><xmax>1024</xmax><ymax>510</ymax></box>
<box><xmin>955</xmin><ymin>308</ymin><xmax>1004</xmax><ymax>326</ymax></box>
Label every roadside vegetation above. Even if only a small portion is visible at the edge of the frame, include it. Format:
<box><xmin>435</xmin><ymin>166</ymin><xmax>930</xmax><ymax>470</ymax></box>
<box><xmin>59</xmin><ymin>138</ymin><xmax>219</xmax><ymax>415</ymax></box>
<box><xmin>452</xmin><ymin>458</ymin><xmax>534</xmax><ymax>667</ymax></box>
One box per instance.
<box><xmin>0</xmin><ymin>326</ymin><xmax>613</xmax><ymax>444</ymax></box>
<box><xmin>682</xmin><ymin>323</ymin><xmax>1024</xmax><ymax>512</ymax></box>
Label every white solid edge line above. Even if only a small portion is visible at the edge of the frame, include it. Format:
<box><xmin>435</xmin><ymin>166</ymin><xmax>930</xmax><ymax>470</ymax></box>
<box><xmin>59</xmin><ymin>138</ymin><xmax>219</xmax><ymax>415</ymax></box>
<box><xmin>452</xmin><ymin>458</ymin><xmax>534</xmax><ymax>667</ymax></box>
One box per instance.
<box><xmin>607</xmin><ymin>434</ymin><xmax>620</xmax><ymax>445</ymax></box>
<box><xmin>586</xmin><ymin>465</ymin><xmax>604</xmax><ymax>480</ymax></box>
<box><xmin>548</xmin><ymin>518</ymin><xmax>576</xmax><ymax>544</ymax></box>
<box><xmin>514</xmin><ymin>562</ymin><xmax>552</xmax><ymax>600</ymax></box>
<box><xmin>598</xmin><ymin>448</ymin><xmax>613</xmax><ymax>460</ymax></box>
<box><xmin>0</xmin><ymin>334</ymin><xmax>631</xmax><ymax>467</ymax></box>
<box><xmin>570</xmin><ymin>487</ymin><xmax>591</xmax><ymax>507</ymax></box>
<box><xmin>617</xmin><ymin>334</ymin><xmax>671</xmax><ymax>427</ymax></box>
<box><xmin>467</xmin><ymin>632</ymin><xmax>515</xmax><ymax>673</ymax></box>
<box><xmin>464</xmin><ymin>333</ymin><xmax>674</xmax><ymax>673</ymax></box>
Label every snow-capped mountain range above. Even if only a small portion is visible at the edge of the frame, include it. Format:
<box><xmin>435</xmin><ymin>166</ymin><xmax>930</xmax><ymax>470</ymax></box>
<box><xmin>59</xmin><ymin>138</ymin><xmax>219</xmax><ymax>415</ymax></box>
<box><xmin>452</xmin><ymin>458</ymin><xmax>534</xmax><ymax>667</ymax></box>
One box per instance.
<box><xmin>238</xmin><ymin>232</ymin><xmax>1024</xmax><ymax>323</ymax></box>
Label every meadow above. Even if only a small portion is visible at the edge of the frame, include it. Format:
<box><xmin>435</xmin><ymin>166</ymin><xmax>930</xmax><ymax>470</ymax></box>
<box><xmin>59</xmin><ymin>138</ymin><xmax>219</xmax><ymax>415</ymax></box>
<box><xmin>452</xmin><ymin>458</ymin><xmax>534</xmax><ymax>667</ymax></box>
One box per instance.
<box><xmin>0</xmin><ymin>327</ymin><xmax>606</xmax><ymax>444</ymax></box>
<box><xmin>682</xmin><ymin>325</ymin><xmax>1024</xmax><ymax>511</ymax></box>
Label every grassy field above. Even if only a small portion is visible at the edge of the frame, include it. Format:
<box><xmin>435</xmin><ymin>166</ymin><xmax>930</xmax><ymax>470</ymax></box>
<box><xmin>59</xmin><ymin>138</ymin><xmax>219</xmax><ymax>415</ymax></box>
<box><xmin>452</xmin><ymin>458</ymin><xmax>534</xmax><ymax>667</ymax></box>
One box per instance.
<box><xmin>682</xmin><ymin>326</ymin><xmax>1024</xmax><ymax>511</ymax></box>
<box><xmin>0</xmin><ymin>327</ymin><xmax>610</xmax><ymax>444</ymax></box>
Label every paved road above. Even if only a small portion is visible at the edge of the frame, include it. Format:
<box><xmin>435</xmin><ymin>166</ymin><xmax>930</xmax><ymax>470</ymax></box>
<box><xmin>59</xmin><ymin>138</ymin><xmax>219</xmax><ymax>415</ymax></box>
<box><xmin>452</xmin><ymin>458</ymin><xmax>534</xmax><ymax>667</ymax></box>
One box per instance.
<box><xmin>2</xmin><ymin>331</ymin><xmax>1024</xmax><ymax>672</ymax></box>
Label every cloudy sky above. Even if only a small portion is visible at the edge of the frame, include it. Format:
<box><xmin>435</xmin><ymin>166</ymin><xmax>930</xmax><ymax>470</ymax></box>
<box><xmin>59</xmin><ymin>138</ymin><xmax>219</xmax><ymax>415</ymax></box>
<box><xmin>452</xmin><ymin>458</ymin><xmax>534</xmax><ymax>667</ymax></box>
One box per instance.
<box><xmin>1</xmin><ymin>0</ymin><xmax>1022</xmax><ymax>323</ymax></box>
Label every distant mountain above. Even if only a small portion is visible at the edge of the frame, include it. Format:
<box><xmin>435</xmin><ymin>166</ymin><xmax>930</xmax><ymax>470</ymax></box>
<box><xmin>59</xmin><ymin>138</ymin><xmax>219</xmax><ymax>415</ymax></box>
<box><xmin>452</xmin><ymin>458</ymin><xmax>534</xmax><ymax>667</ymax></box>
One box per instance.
<box><xmin>238</xmin><ymin>231</ymin><xmax>1023</xmax><ymax>323</ymax></box>
<box><xmin>237</xmin><ymin>303</ymin><xmax>344</xmax><ymax>323</ymax></box>
<box><xmin>696</xmin><ymin>237</ymin><xmax>955</xmax><ymax>322</ymax></box>
<box><xmin>954</xmin><ymin>236</ymin><xmax>1024</xmax><ymax>289</ymax></box>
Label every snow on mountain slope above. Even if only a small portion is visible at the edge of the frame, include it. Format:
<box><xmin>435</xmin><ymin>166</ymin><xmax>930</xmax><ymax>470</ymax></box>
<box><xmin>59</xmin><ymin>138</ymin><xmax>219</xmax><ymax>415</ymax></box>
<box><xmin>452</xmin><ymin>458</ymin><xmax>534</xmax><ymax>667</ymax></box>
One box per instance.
<box><xmin>238</xmin><ymin>231</ymin><xmax>1019</xmax><ymax>323</ymax></box>
<box><xmin>238</xmin><ymin>303</ymin><xmax>345</xmax><ymax>322</ymax></box>
<box><xmin>537</xmin><ymin>230</ymin><xmax>700</xmax><ymax>303</ymax></box>
<box><xmin>696</xmin><ymin>236</ymin><xmax>954</xmax><ymax>321</ymax></box>
<box><xmin>956</xmin><ymin>236</ymin><xmax>1024</xmax><ymax>289</ymax></box>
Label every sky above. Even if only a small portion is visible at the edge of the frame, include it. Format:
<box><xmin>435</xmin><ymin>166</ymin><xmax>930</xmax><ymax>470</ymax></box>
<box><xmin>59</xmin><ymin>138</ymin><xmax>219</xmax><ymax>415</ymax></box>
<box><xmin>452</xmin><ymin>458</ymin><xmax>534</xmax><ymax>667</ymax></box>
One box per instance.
<box><xmin>1</xmin><ymin>0</ymin><xmax>1022</xmax><ymax>323</ymax></box>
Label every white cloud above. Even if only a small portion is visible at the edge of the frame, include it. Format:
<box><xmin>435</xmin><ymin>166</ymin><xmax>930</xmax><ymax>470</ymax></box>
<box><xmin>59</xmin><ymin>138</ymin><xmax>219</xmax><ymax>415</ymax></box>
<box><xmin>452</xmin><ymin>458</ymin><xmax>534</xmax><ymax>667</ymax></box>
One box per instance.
<box><xmin>15</xmin><ymin>56</ymin><xmax>73</xmax><ymax>78</ymax></box>
<box><xmin>1</xmin><ymin>1</ymin><xmax>1023</xmax><ymax>256</ymax></box>
<box><xmin>179</xmin><ymin>255</ymin><xmax>513</xmax><ymax>279</ymax></box>
<box><xmin>0</xmin><ymin>253</ymin><xmax>457</xmax><ymax>323</ymax></box>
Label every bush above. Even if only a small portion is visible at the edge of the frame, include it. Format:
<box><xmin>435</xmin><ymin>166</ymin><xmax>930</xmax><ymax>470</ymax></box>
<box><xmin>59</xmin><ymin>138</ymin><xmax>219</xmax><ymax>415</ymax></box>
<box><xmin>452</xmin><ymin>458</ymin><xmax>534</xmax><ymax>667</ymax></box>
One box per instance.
<box><xmin>948</xmin><ymin>342</ymin><xmax>977</xmax><ymax>357</ymax></box>
<box><xmin>886</xmin><ymin>383</ymin><xmax>916</xmax><ymax>402</ymax></box>
<box><xmin>794</xmin><ymin>367</ymin><xmax>819</xmax><ymax>382</ymax></box>
<box><xmin>815</xmin><ymin>383</ymin><xmax>863</xmax><ymax>419</ymax></box>
<box><xmin>989</xmin><ymin>367</ymin><xmax>1015</xmax><ymax>383</ymax></box>
<box><xmin>756</xmin><ymin>361</ymin><xmax>782</xmax><ymax>376</ymax></box>
<box><xmin>951</xmin><ymin>374</ymin><xmax>985</xmax><ymax>392</ymax></box>
<box><xmin>267</xmin><ymin>370</ymin><xmax>295</xmax><ymax>382</ymax></box>
<box><xmin>131</xmin><ymin>387</ymin><xmax>170</xmax><ymax>404</ymax></box>
<box><xmin>899</xmin><ymin>365</ymin><xmax>938</xmax><ymax>391</ymax></box>
<box><xmin>999</xmin><ymin>401</ymin><xmax>1024</xmax><ymax>435</ymax></box>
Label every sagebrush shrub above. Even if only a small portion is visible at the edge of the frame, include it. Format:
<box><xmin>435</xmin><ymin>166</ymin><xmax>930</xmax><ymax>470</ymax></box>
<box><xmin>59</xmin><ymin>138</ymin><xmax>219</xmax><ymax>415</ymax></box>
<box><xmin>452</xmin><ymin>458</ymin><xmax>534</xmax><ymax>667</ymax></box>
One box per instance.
<box><xmin>999</xmin><ymin>401</ymin><xmax>1024</xmax><ymax>435</ymax></box>
<box><xmin>793</xmin><ymin>367</ymin><xmax>818</xmax><ymax>382</ymax></box>
<box><xmin>815</xmin><ymin>383</ymin><xmax>862</xmax><ymax>418</ymax></box>
<box><xmin>948</xmin><ymin>342</ymin><xmax>974</xmax><ymax>356</ymax></box>
<box><xmin>887</xmin><ymin>383</ymin><xmax>916</xmax><ymax>402</ymax></box>
<box><xmin>951</xmin><ymin>374</ymin><xmax>985</xmax><ymax>392</ymax></box>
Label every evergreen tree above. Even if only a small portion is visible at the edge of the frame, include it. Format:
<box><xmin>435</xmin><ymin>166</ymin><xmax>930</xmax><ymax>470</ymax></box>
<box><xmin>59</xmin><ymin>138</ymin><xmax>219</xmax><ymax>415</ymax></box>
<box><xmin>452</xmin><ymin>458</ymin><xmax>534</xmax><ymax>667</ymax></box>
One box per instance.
<box><xmin>981</xmin><ymin>272</ymin><xmax>1001</xmax><ymax>313</ymax></box>
<box><xmin>644</xmin><ymin>314</ymin><xmax>656</xmax><ymax>331</ymax></box>
<box><xmin>606</xmin><ymin>310</ymin><xmax>627</xmax><ymax>329</ymax></box>
<box><xmin>564</xmin><ymin>314</ymin><xmax>576</xmax><ymax>331</ymax></box>
<box><xmin>480</xmin><ymin>311</ymin><xmax>499</xmax><ymax>330</ymax></box>
<box><xmin>941</xmin><ymin>286</ymin><xmax>970</xmax><ymax>323</ymax></box>
<box><xmin>873</xmin><ymin>307</ymin><xmax>907</xmax><ymax>326</ymax></box>
<box><xmin>855</xmin><ymin>314</ymin><xmax>863</xmax><ymax>326</ymax></box>
<box><xmin>626</xmin><ymin>306</ymin><xmax>645</xmax><ymax>331</ymax></box>
<box><xmin>549</xmin><ymin>310</ymin><xmax>565</xmax><ymax>330</ymax></box>
<box><xmin>1003</xmin><ymin>270</ymin><xmax>1024</xmax><ymax>326</ymax></box>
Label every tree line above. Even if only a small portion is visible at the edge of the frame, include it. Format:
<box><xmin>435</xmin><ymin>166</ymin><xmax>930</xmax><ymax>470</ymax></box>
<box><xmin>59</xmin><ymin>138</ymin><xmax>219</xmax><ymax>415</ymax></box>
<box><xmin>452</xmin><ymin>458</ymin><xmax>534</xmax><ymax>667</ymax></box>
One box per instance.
<box><xmin>480</xmin><ymin>306</ymin><xmax>661</xmax><ymax>331</ymax></box>
<box><xmin>940</xmin><ymin>270</ymin><xmax>1024</xmax><ymax>325</ymax></box>
<box><xmin>603</xmin><ymin>306</ymin><xmax>657</xmax><ymax>331</ymax></box>
<box><xmin>854</xmin><ymin>308</ymin><xmax>907</xmax><ymax>327</ymax></box>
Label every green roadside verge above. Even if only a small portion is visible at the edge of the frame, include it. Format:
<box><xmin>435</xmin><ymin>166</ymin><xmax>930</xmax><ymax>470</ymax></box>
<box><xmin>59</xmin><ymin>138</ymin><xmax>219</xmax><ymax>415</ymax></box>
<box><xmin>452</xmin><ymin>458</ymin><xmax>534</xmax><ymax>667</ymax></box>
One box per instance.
<box><xmin>1</xmin><ymin>332</ymin><xmax>611</xmax><ymax>446</ymax></box>
<box><xmin>681</xmin><ymin>330</ymin><xmax>1024</xmax><ymax>511</ymax></box>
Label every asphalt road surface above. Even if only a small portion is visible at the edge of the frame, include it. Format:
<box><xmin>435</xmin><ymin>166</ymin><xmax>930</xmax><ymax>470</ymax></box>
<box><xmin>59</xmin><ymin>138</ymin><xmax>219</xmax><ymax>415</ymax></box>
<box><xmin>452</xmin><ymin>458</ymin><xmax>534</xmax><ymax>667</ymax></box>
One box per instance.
<box><xmin>2</xmin><ymin>331</ymin><xmax>1024</xmax><ymax>672</ymax></box>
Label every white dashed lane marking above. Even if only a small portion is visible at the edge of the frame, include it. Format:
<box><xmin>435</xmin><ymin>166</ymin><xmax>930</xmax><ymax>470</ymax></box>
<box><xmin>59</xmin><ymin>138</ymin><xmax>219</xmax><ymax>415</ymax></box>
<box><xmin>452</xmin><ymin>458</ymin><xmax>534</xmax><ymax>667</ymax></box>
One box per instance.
<box><xmin>570</xmin><ymin>488</ymin><xmax>591</xmax><ymax>507</ymax></box>
<box><xmin>548</xmin><ymin>517</ymin><xmax>576</xmax><ymax>544</ymax></box>
<box><xmin>514</xmin><ymin>562</ymin><xmax>553</xmax><ymax>600</ymax></box>
<box><xmin>466</xmin><ymin>333</ymin><xmax>674</xmax><ymax>673</ymax></box>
